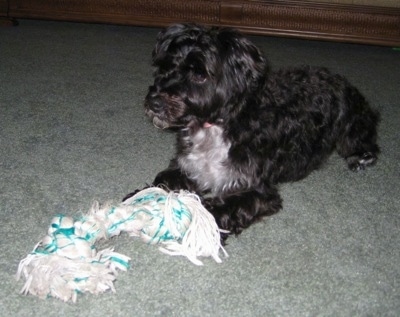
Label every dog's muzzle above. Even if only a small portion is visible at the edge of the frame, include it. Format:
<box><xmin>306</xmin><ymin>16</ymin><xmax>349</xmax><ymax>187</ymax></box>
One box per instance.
<box><xmin>145</xmin><ymin>94</ymin><xmax>171</xmax><ymax>129</ymax></box>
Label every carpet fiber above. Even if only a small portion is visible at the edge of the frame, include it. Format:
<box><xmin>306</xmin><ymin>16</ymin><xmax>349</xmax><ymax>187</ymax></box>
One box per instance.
<box><xmin>1</xmin><ymin>20</ymin><xmax>399</xmax><ymax>316</ymax></box>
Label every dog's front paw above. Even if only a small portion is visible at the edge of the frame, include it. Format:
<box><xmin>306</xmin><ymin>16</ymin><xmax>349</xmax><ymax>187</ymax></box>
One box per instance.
<box><xmin>203</xmin><ymin>198</ymin><xmax>232</xmax><ymax>242</ymax></box>
<box><xmin>154</xmin><ymin>168</ymin><xmax>196</xmax><ymax>191</ymax></box>
<box><xmin>122</xmin><ymin>187</ymin><xmax>149</xmax><ymax>202</ymax></box>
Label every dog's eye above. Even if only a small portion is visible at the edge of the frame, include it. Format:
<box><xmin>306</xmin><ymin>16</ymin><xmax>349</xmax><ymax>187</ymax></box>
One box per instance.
<box><xmin>185</xmin><ymin>58</ymin><xmax>207</xmax><ymax>84</ymax></box>
<box><xmin>188</xmin><ymin>64</ymin><xmax>207</xmax><ymax>83</ymax></box>
<box><xmin>191</xmin><ymin>71</ymin><xmax>207</xmax><ymax>83</ymax></box>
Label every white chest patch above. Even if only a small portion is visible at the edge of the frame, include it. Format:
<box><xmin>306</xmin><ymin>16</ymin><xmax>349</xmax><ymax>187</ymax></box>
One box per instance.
<box><xmin>178</xmin><ymin>125</ymin><xmax>247</xmax><ymax>194</ymax></box>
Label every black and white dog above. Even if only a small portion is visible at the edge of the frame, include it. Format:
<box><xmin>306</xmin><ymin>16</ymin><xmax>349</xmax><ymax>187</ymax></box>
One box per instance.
<box><xmin>127</xmin><ymin>24</ymin><xmax>380</xmax><ymax>241</ymax></box>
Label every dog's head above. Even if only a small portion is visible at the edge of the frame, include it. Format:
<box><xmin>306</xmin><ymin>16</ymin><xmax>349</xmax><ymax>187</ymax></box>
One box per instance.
<box><xmin>145</xmin><ymin>24</ymin><xmax>268</xmax><ymax>129</ymax></box>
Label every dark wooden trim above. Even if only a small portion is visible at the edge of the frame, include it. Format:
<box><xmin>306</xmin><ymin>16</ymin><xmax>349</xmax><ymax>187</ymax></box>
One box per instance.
<box><xmin>0</xmin><ymin>17</ymin><xmax>18</xmax><ymax>25</ymax></box>
<box><xmin>0</xmin><ymin>0</ymin><xmax>18</xmax><ymax>25</ymax></box>
<box><xmin>0</xmin><ymin>0</ymin><xmax>9</xmax><ymax>17</ymax></box>
<box><xmin>237</xmin><ymin>1</ymin><xmax>400</xmax><ymax>46</ymax></box>
<box><xmin>0</xmin><ymin>0</ymin><xmax>8</xmax><ymax>17</ymax></box>
<box><xmin>6</xmin><ymin>0</ymin><xmax>400</xmax><ymax>46</ymax></box>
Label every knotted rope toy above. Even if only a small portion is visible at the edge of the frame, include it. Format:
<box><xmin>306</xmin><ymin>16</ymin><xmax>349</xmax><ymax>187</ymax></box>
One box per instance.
<box><xmin>16</xmin><ymin>187</ymin><xmax>228</xmax><ymax>302</ymax></box>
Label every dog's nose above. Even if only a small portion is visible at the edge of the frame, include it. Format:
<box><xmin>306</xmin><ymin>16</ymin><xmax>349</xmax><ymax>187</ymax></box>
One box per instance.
<box><xmin>146</xmin><ymin>93</ymin><xmax>164</xmax><ymax>113</ymax></box>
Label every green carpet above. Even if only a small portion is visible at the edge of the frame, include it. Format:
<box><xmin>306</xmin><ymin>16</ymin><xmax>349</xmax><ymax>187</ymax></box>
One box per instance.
<box><xmin>1</xmin><ymin>20</ymin><xmax>399</xmax><ymax>316</ymax></box>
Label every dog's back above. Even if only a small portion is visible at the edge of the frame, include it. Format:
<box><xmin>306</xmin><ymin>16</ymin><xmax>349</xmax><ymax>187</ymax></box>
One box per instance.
<box><xmin>259</xmin><ymin>65</ymin><xmax>380</xmax><ymax>182</ymax></box>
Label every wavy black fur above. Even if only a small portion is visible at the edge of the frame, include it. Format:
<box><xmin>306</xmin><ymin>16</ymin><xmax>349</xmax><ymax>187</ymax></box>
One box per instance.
<box><xmin>126</xmin><ymin>24</ymin><xmax>380</xmax><ymax>241</ymax></box>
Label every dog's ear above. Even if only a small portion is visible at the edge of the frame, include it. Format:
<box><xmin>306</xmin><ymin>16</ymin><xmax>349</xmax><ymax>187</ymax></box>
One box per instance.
<box><xmin>215</xmin><ymin>28</ymin><xmax>269</xmax><ymax>92</ymax></box>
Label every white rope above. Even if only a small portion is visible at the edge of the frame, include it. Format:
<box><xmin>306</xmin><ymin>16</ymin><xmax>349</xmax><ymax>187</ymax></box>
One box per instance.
<box><xmin>16</xmin><ymin>187</ymin><xmax>228</xmax><ymax>302</ymax></box>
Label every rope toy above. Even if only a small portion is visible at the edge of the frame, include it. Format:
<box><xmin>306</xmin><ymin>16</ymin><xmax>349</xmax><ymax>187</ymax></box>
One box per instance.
<box><xmin>16</xmin><ymin>187</ymin><xmax>228</xmax><ymax>302</ymax></box>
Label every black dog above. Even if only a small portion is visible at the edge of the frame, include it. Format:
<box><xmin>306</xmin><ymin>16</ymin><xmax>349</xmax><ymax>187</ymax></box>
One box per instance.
<box><xmin>127</xmin><ymin>24</ymin><xmax>380</xmax><ymax>240</ymax></box>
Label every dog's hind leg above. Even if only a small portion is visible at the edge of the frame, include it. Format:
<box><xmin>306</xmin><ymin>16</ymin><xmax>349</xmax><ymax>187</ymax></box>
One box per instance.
<box><xmin>336</xmin><ymin>90</ymin><xmax>380</xmax><ymax>171</ymax></box>
<box><xmin>204</xmin><ymin>185</ymin><xmax>282</xmax><ymax>241</ymax></box>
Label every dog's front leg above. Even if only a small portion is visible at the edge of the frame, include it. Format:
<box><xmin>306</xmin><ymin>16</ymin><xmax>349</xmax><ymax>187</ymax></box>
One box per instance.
<box><xmin>123</xmin><ymin>161</ymin><xmax>197</xmax><ymax>201</ymax></box>
<box><xmin>152</xmin><ymin>159</ymin><xmax>197</xmax><ymax>192</ymax></box>
<box><xmin>204</xmin><ymin>186</ymin><xmax>282</xmax><ymax>241</ymax></box>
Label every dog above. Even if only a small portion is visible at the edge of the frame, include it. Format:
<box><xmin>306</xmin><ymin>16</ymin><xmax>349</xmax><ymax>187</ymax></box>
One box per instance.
<box><xmin>126</xmin><ymin>24</ymin><xmax>380</xmax><ymax>241</ymax></box>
